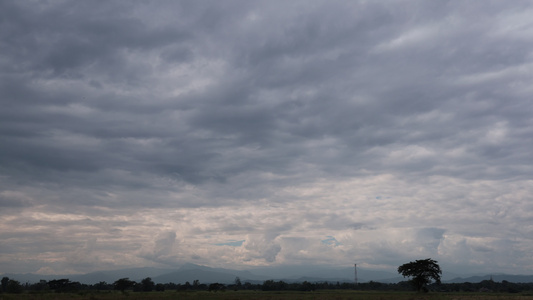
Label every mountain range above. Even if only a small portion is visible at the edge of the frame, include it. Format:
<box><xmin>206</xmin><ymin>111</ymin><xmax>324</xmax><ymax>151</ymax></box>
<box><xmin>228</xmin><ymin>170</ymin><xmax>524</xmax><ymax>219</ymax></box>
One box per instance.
<box><xmin>2</xmin><ymin>264</ymin><xmax>533</xmax><ymax>285</ymax></box>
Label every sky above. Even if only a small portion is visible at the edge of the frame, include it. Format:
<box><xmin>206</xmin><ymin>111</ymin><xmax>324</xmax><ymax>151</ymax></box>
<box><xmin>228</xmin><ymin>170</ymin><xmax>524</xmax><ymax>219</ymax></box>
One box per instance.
<box><xmin>1</xmin><ymin>0</ymin><xmax>532</xmax><ymax>276</ymax></box>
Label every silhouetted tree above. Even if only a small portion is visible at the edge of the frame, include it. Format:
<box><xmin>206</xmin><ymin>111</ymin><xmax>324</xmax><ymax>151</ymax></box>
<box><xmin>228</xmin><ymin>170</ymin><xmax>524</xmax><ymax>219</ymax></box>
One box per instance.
<box><xmin>300</xmin><ymin>281</ymin><xmax>315</xmax><ymax>291</ymax></box>
<box><xmin>262</xmin><ymin>280</ymin><xmax>288</xmax><ymax>291</ymax></box>
<box><xmin>28</xmin><ymin>280</ymin><xmax>49</xmax><ymax>292</ymax></box>
<box><xmin>140</xmin><ymin>277</ymin><xmax>155</xmax><ymax>292</ymax></box>
<box><xmin>193</xmin><ymin>279</ymin><xmax>200</xmax><ymax>289</ymax></box>
<box><xmin>93</xmin><ymin>281</ymin><xmax>111</xmax><ymax>290</ymax></box>
<box><xmin>113</xmin><ymin>278</ymin><xmax>135</xmax><ymax>293</ymax></box>
<box><xmin>48</xmin><ymin>279</ymin><xmax>79</xmax><ymax>293</ymax></box>
<box><xmin>398</xmin><ymin>258</ymin><xmax>442</xmax><ymax>292</ymax></box>
<box><xmin>208</xmin><ymin>283</ymin><xmax>225</xmax><ymax>292</ymax></box>
<box><xmin>234</xmin><ymin>276</ymin><xmax>242</xmax><ymax>287</ymax></box>
<box><xmin>1</xmin><ymin>277</ymin><xmax>9</xmax><ymax>293</ymax></box>
<box><xmin>6</xmin><ymin>279</ymin><xmax>23</xmax><ymax>294</ymax></box>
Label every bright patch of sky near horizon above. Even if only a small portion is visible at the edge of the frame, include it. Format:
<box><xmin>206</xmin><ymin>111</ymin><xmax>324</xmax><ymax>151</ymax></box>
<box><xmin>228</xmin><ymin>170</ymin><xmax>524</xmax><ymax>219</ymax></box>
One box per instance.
<box><xmin>1</xmin><ymin>0</ymin><xmax>532</xmax><ymax>276</ymax></box>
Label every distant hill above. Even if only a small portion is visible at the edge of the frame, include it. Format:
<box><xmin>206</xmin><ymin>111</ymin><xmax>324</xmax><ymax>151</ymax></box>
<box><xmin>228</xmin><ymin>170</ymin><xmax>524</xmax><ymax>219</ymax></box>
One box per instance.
<box><xmin>73</xmin><ymin>267</ymin><xmax>175</xmax><ymax>284</ymax></box>
<box><xmin>247</xmin><ymin>265</ymin><xmax>399</xmax><ymax>283</ymax></box>
<box><xmin>2</xmin><ymin>267</ymin><xmax>174</xmax><ymax>285</ymax></box>
<box><xmin>3</xmin><ymin>264</ymin><xmax>532</xmax><ymax>285</ymax></box>
<box><xmin>153</xmin><ymin>268</ymin><xmax>239</xmax><ymax>284</ymax></box>
<box><xmin>445</xmin><ymin>274</ymin><xmax>533</xmax><ymax>283</ymax></box>
<box><xmin>176</xmin><ymin>263</ymin><xmax>270</xmax><ymax>282</ymax></box>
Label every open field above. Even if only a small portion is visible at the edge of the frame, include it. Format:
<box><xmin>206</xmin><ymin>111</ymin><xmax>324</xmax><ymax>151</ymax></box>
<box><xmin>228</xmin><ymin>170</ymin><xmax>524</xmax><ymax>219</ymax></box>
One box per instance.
<box><xmin>2</xmin><ymin>291</ymin><xmax>533</xmax><ymax>300</ymax></box>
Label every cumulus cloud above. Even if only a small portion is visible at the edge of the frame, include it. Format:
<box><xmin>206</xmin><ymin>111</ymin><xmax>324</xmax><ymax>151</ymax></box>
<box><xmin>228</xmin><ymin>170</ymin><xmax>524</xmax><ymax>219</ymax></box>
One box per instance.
<box><xmin>242</xmin><ymin>234</ymin><xmax>282</xmax><ymax>263</ymax></box>
<box><xmin>138</xmin><ymin>231</ymin><xmax>178</xmax><ymax>265</ymax></box>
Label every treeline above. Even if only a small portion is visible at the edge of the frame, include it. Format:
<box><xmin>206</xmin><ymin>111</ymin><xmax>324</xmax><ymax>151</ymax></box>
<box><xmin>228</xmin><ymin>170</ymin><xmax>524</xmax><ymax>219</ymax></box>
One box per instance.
<box><xmin>2</xmin><ymin>276</ymin><xmax>533</xmax><ymax>294</ymax></box>
<box><xmin>258</xmin><ymin>279</ymin><xmax>533</xmax><ymax>293</ymax></box>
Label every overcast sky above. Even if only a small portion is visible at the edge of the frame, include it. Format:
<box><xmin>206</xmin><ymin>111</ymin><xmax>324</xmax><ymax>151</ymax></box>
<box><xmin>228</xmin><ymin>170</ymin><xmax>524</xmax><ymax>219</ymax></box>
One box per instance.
<box><xmin>1</xmin><ymin>0</ymin><xmax>532</xmax><ymax>276</ymax></box>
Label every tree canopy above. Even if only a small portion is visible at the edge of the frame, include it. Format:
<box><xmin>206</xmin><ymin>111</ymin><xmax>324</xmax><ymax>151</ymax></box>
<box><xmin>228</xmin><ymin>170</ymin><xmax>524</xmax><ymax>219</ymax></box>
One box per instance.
<box><xmin>398</xmin><ymin>258</ymin><xmax>442</xmax><ymax>292</ymax></box>
<box><xmin>113</xmin><ymin>278</ymin><xmax>135</xmax><ymax>293</ymax></box>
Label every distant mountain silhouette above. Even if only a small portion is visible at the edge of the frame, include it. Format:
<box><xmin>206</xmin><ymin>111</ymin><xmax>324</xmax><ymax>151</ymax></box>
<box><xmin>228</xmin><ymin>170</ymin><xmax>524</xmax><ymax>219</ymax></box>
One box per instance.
<box><xmin>76</xmin><ymin>267</ymin><xmax>175</xmax><ymax>283</ymax></box>
<box><xmin>153</xmin><ymin>268</ymin><xmax>238</xmax><ymax>284</ymax></box>
<box><xmin>2</xmin><ymin>267</ymin><xmax>174</xmax><ymax>285</ymax></box>
<box><xmin>445</xmin><ymin>274</ymin><xmax>533</xmax><ymax>283</ymax></box>
<box><xmin>3</xmin><ymin>264</ymin><xmax>532</xmax><ymax>285</ymax></box>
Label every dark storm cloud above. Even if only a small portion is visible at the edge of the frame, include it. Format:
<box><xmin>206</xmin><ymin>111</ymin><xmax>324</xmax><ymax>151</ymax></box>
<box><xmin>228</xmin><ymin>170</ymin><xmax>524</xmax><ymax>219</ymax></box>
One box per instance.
<box><xmin>2</xmin><ymin>0</ymin><xmax>530</xmax><ymax>188</ymax></box>
<box><xmin>0</xmin><ymin>1</ymin><xmax>192</xmax><ymax>73</ymax></box>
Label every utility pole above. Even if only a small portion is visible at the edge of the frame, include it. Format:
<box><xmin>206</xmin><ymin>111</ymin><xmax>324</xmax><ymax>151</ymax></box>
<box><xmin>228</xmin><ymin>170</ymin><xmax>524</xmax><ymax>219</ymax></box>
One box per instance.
<box><xmin>354</xmin><ymin>264</ymin><xmax>358</xmax><ymax>285</ymax></box>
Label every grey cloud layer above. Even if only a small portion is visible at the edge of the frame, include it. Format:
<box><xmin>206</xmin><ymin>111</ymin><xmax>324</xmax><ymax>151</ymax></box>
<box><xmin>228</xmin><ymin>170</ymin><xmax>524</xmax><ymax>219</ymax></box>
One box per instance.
<box><xmin>1</xmin><ymin>1</ymin><xmax>532</xmax><ymax>274</ymax></box>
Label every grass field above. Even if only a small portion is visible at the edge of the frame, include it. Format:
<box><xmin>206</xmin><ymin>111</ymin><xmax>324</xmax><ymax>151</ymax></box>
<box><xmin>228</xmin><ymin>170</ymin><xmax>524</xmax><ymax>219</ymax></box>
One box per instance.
<box><xmin>2</xmin><ymin>290</ymin><xmax>533</xmax><ymax>300</ymax></box>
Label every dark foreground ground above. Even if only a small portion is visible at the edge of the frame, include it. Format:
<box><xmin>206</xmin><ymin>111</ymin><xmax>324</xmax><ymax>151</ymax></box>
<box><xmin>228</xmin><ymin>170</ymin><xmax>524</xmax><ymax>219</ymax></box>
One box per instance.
<box><xmin>2</xmin><ymin>290</ymin><xmax>533</xmax><ymax>300</ymax></box>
